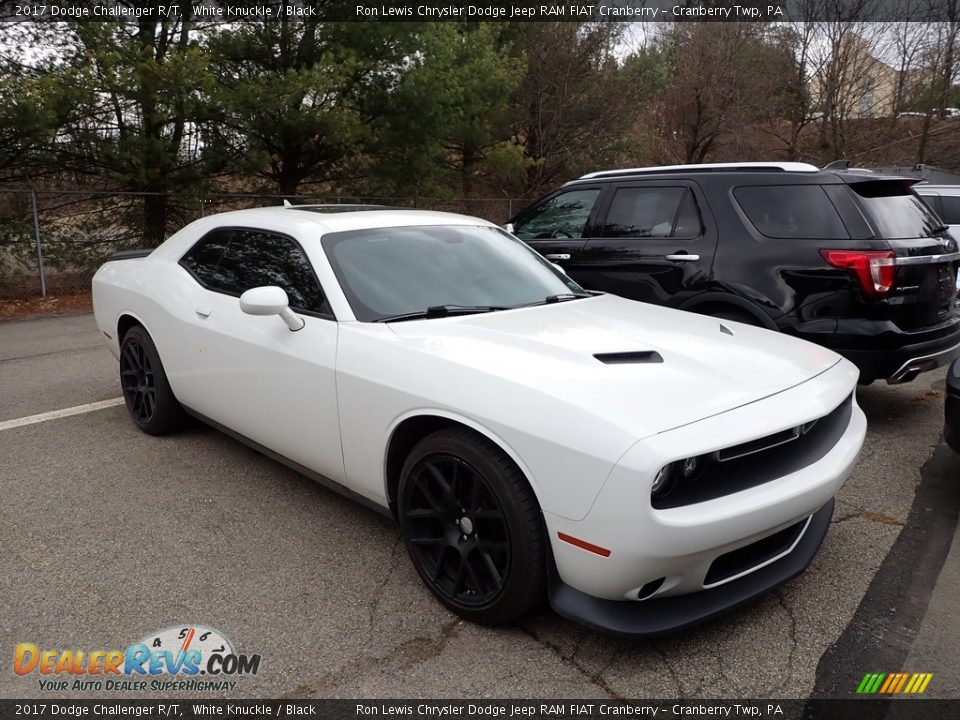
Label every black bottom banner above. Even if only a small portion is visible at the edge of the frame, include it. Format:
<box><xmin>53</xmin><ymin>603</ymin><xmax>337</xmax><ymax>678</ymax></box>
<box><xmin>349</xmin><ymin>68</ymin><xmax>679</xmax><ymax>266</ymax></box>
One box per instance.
<box><xmin>1</xmin><ymin>700</ymin><xmax>959</xmax><ymax>720</ymax></box>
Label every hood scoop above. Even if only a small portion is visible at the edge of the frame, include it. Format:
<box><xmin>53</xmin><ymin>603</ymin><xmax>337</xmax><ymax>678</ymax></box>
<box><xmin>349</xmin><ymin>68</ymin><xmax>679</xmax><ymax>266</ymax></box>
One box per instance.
<box><xmin>719</xmin><ymin>323</ymin><xmax>734</xmax><ymax>336</ymax></box>
<box><xmin>594</xmin><ymin>351</ymin><xmax>663</xmax><ymax>365</ymax></box>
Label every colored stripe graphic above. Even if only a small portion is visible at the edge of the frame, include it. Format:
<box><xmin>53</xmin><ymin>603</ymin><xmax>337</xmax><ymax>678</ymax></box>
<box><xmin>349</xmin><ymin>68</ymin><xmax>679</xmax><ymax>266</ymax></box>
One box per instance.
<box><xmin>856</xmin><ymin>674</ymin><xmax>874</xmax><ymax>694</ymax></box>
<box><xmin>879</xmin><ymin>674</ymin><xmax>896</xmax><ymax>693</ymax></box>
<box><xmin>856</xmin><ymin>672</ymin><xmax>932</xmax><ymax>694</ymax></box>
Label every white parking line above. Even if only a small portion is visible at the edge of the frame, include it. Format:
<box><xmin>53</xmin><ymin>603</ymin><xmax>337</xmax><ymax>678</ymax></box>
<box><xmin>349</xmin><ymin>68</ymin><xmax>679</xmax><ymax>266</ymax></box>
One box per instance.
<box><xmin>0</xmin><ymin>398</ymin><xmax>125</xmax><ymax>432</ymax></box>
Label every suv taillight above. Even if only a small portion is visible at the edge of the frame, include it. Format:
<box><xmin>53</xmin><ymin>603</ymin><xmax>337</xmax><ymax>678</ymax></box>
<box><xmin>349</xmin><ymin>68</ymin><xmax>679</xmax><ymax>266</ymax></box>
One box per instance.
<box><xmin>820</xmin><ymin>250</ymin><xmax>897</xmax><ymax>298</ymax></box>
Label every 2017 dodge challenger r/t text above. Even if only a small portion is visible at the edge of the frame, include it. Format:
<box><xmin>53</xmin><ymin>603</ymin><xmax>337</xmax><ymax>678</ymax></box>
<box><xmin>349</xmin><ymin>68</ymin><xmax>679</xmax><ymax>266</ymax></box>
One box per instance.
<box><xmin>92</xmin><ymin>206</ymin><xmax>866</xmax><ymax>637</ymax></box>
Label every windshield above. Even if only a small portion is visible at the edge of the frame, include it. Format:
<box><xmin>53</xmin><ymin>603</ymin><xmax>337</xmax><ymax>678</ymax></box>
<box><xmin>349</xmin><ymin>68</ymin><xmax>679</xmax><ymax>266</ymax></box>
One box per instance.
<box><xmin>322</xmin><ymin>225</ymin><xmax>586</xmax><ymax>322</ymax></box>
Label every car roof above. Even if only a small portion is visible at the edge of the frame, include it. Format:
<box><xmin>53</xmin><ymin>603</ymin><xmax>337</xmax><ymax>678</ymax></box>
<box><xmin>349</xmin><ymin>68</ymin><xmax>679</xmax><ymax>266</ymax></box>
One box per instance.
<box><xmin>188</xmin><ymin>206</ymin><xmax>498</xmax><ymax>235</ymax></box>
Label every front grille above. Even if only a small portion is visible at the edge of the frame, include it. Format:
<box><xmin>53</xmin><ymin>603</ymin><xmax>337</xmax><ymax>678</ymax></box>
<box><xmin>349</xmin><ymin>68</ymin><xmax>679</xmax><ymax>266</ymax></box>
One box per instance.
<box><xmin>652</xmin><ymin>393</ymin><xmax>853</xmax><ymax>509</ymax></box>
<box><xmin>704</xmin><ymin>518</ymin><xmax>807</xmax><ymax>586</ymax></box>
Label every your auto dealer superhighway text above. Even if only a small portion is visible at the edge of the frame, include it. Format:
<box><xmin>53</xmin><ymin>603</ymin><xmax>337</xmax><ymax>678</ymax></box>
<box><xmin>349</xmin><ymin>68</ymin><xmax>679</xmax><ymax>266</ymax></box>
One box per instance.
<box><xmin>358</xmin><ymin>705</ymin><xmax>781</xmax><ymax>717</ymax></box>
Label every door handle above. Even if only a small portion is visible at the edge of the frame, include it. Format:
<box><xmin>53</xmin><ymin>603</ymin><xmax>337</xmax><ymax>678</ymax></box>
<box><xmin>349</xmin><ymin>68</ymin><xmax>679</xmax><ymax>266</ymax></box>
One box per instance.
<box><xmin>664</xmin><ymin>254</ymin><xmax>700</xmax><ymax>262</ymax></box>
<box><xmin>195</xmin><ymin>306</ymin><xmax>212</xmax><ymax>318</ymax></box>
<box><xmin>545</xmin><ymin>253</ymin><xmax>571</xmax><ymax>261</ymax></box>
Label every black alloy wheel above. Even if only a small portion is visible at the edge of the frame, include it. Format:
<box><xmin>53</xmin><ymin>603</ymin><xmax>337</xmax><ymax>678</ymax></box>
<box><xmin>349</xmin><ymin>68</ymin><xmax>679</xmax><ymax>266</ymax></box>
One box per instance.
<box><xmin>403</xmin><ymin>454</ymin><xmax>511</xmax><ymax>606</ymax></box>
<box><xmin>118</xmin><ymin>325</ymin><xmax>187</xmax><ymax>435</ymax></box>
<box><xmin>120</xmin><ymin>337</ymin><xmax>156</xmax><ymax>424</ymax></box>
<box><xmin>399</xmin><ymin>427</ymin><xmax>546</xmax><ymax>625</ymax></box>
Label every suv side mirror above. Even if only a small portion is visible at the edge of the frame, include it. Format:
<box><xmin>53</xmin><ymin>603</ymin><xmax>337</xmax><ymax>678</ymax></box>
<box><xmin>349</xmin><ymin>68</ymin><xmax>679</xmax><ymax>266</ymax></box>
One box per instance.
<box><xmin>504</xmin><ymin>222</ymin><xmax>515</xmax><ymax>234</ymax></box>
<box><xmin>240</xmin><ymin>286</ymin><xmax>305</xmax><ymax>331</ymax></box>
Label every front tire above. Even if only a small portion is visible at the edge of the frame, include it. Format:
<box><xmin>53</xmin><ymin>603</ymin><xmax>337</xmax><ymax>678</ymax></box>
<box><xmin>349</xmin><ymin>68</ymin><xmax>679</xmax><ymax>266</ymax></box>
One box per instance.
<box><xmin>119</xmin><ymin>325</ymin><xmax>186</xmax><ymax>435</ymax></box>
<box><xmin>398</xmin><ymin>427</ymin><xmax>546</xmax><ymax>625</ymax></box>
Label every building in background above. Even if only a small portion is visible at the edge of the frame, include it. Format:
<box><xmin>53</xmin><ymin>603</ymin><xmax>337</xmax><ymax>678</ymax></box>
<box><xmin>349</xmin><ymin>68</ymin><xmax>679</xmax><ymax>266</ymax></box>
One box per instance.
<box><xmin>811</xmin><ymin>34</ymin><xmax>927</xmax><ymax>120</ymax></box>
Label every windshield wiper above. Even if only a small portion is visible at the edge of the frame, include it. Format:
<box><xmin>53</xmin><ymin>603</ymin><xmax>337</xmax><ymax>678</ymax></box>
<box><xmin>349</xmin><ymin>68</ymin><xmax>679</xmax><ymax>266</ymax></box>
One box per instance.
<box><xmin>373</xmin><ymin>305</ymin><xmax>510</xmax><ymax>323</ymax></box>
<box><xmin>522</xmin><ymin>292</ymin><xmax>593</xmax><ymax>307</ymax></box>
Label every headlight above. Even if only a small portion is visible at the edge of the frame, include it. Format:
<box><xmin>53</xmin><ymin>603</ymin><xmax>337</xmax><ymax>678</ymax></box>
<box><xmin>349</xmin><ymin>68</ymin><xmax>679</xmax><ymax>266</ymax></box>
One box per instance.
<box><xmin>652</xmin><ymin>455</ymin><xmax>705</xmax><ymax>500</ymax></box>
<box><xmin>651</xmin><ymin>463</ymin><xmax>677</xmax><ymax>499</ymax></box>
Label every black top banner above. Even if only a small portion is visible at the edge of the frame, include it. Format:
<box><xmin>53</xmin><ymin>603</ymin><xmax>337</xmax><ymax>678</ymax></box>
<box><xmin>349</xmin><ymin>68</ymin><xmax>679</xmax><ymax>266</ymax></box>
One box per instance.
<box><xmin>1</xmin><ymin>0</ymin><xmax>959</xmax><ymax>23</ymax></box>
<box><xmin>2</xmin><ymin>700</ymin><xmax>960</xmax><ymax>720</ymax></box>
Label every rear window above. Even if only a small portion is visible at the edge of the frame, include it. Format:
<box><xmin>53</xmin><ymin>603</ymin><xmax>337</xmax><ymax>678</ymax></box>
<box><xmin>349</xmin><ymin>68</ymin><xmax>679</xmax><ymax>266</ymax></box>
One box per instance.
<box><xmin>851</xmin><ymin>181</ymin><xmax>945</xmax><ymax>238</ymax></box>
<box><xmin>734</xmin><ymin>185</ymin><xmax>850</xmax><ymax>239</ymax></box>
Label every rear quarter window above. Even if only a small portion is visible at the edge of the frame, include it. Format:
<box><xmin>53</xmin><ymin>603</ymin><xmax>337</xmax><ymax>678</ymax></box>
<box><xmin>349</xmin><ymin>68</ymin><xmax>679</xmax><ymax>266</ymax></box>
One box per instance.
<box><xmin>734</xmin><ymin>185</ymin><xmax>850</xmax><ymax>239</ymax></box>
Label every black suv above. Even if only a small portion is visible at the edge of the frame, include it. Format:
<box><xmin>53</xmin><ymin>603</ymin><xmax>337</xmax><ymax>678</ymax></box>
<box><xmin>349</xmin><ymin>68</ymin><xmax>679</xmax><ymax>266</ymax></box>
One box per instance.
<box><xmin>509</xmin><ymin>162</ymin><xmax>960</xmax><ymax>384</ymax></box>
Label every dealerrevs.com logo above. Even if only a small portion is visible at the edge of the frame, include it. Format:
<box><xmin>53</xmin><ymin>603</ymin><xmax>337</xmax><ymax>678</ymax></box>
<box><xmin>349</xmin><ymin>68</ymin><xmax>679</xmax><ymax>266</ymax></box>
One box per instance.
<box><xmin>14</xmin><ymin>625</ymin><xmax>262</xmax><ymax>693</ymax></box>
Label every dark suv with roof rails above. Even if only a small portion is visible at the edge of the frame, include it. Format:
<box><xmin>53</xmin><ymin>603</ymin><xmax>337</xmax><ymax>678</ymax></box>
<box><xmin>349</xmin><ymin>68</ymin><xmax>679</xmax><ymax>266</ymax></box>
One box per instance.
<box><xmin>507</xmin><ymin>162</ymin><xmax>960</xmax><ymax>384</ymax></box>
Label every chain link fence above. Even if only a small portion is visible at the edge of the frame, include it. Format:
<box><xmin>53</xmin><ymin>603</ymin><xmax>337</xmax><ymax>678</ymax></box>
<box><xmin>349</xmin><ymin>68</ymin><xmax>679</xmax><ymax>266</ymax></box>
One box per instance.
<box><xmin>0</xmin><ymin>190</ymin><xmax>529</xmax><ymax>301</ymax></box>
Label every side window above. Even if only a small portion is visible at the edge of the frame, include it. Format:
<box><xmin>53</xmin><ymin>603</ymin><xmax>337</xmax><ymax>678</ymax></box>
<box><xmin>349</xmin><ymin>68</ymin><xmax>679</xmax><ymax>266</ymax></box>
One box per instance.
<box><xmin>939</xmin><ymin>195</ymin><xmax>960</xmax><ymax>225</ymax></box>
<box><xmin>179</xmin><ymin>230</ymin><xmax>231</xmax><ymax>289</ymax></box>
<box><xmin>512</xmin><ymin>188</ymin><xmax>601</xmax><ymax>240</ymax></box>
<box><xmin>734</xmin><ymin>185</ymin><xmax>850</xmax><ymax>240</ymax></box>
<box><xmin>601</xmin><ymin>187</ymin><xmax>701</xmax><ymax>239</ymax></box>
<box><xmin>180</xmin><ymin>229</ymin><xmax>330</xmax><ymax>315</ymax></box>
<box><xmin>917</xmin><ymin>193</ymin><xmax>943</xmax><ymax>219</ymax></box>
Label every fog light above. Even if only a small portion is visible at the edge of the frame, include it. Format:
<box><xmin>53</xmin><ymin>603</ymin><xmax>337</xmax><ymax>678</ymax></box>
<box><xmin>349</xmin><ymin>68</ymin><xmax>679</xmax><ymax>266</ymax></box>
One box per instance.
<box><xmin>637</xmin><ymin>577</ymin><xmax>665</xmax><ymax>600</ymax></box>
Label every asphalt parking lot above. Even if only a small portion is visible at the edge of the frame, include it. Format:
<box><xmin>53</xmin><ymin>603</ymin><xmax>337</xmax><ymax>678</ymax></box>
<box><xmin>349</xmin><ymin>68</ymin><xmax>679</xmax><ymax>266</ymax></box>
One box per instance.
<box><xmin>1</xmin><ymin>313</ymin><xmax>958</xmax><ymax>700</ymax></box>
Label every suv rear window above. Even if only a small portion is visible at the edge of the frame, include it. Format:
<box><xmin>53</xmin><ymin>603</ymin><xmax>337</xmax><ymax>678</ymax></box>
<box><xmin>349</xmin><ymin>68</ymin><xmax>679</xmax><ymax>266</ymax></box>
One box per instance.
<box><xmin>850</xmin><ymin>181</ymin><xmax>945</xmax><ymax>239</ymax></box>
<box><xmin>734</xmin><ymin>185</ymin><xmax>849</xmax><ymax>239</ymax></box>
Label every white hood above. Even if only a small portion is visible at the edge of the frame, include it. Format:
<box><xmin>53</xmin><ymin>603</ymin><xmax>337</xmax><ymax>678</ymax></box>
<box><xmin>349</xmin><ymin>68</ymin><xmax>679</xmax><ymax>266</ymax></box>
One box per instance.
<box><xmin>388</xmin><ymin>293</ymin><xmax>842</xmax><ymax>438</ymax></box>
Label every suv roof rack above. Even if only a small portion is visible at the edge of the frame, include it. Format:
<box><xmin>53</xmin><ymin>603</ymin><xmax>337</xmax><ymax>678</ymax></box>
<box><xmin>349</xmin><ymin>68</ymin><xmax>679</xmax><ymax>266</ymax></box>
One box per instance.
<box><xmin>579</xmin><ymin>162</ymin><xmax>820</xmax><ymax>180</ymax></box>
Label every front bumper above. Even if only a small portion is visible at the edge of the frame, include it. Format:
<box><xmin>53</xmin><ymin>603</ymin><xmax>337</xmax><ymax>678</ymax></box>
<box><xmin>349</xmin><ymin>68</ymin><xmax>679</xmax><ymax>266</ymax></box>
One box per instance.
<box><xmin>549</xmin><ymin>499</ymin><xmax>833</xmax><ymax>638</ymax></box>
<box><xmin>543</xmin><ymin>359</ymin><xmax>864</xmax><ymax>604</ymax></box>
<box><xmin>947</xmin><ymin>359</ymin><xmax>960</xmax><ymax>454</ymax></box>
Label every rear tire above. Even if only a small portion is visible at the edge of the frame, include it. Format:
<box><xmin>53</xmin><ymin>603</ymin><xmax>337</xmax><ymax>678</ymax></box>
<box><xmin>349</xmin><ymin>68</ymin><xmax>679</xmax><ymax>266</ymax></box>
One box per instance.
<box><xmin>119</xmin><ymin>325</ymin><xmax>187</xmax><ymax>435</ymax></box>
<box><xmin>398</xmin><ymin>427</ymin><xmax>546</xmax><ymax>625</ymax></box>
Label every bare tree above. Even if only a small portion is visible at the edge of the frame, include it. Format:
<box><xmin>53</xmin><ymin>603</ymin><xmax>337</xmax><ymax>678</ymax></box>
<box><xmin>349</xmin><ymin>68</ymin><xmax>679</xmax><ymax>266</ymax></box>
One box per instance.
<box><xmin>808</xmin><ymin>0</ymin><xmax>888</xmax><ymax>159</ymax></box>
<box><xmin>512</xmin><ymin>22</ymin><xmax>640</xmax><ymax>195</ymax></box>
<box><xmin>655</xmin><ymin>23</ymin><xmax>791</xmax><ymax>164</ymax></box>
<box><xmin>757</xmin><ymin>18</ymin><xmax>826</xmax><ymax>160</ymax></box>
<box><xmin>889</xmin><ymin>14</ymin><xmax>930</xmax><ymax>117</ymax></box>
<box><xmin>913</xmin><ymin>2</ymin><xmax>960</xmax><ymax>162</ymax></box>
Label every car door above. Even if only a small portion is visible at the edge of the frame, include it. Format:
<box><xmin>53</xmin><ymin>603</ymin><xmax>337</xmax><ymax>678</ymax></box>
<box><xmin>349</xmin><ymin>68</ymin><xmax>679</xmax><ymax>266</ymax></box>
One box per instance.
<box><xmin>575</xmin><ymin>181</ymin><xmax>718</xmax><ymax>306</ymax></box>
<box><xmin>174</xmin><ymin>227</ymin><xmax>344</xmax><ymax>483</ymax></box>
<box><xmin>510</xmin><ymin>185</ymin><xmax>605</xmax><ymax>274</ymax></box>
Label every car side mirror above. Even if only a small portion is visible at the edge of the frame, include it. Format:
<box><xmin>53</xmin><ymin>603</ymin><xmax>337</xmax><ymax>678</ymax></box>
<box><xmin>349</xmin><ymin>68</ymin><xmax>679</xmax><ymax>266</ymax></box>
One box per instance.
<box><xmin>239</xmin><ymin>286</ymin><xmax>305</xmax><ymax>331</ymax></box>
<box><xmin>552</xmin><ymin>263</ymin><xmax>568</xmax><ymax>276</ymax></box>
<box><xmin>504</xmin><ymin>223</ymin><xmax>515</xmax><ymax>234</ymax></box>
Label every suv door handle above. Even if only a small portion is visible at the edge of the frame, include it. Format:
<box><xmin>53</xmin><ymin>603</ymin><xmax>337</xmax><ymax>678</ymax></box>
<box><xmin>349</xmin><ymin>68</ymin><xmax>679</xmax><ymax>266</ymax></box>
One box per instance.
<box><xmin>545</xmin><ymin>253</ymin><xmax>571</xmax><ymax>261</ymax></box>
<box><xmin>664</xmin><ymin>254</ymin><xmax>700</xmax><ymax>262</ymax></box>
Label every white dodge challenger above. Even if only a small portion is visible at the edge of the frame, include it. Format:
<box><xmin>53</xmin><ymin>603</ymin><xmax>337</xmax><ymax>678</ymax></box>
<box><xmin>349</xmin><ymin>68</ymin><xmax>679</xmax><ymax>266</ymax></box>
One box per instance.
<box><xmin>92</xmin><ymin>206</ymin><xmax>866</xmax><ymax>636</ymax></box>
